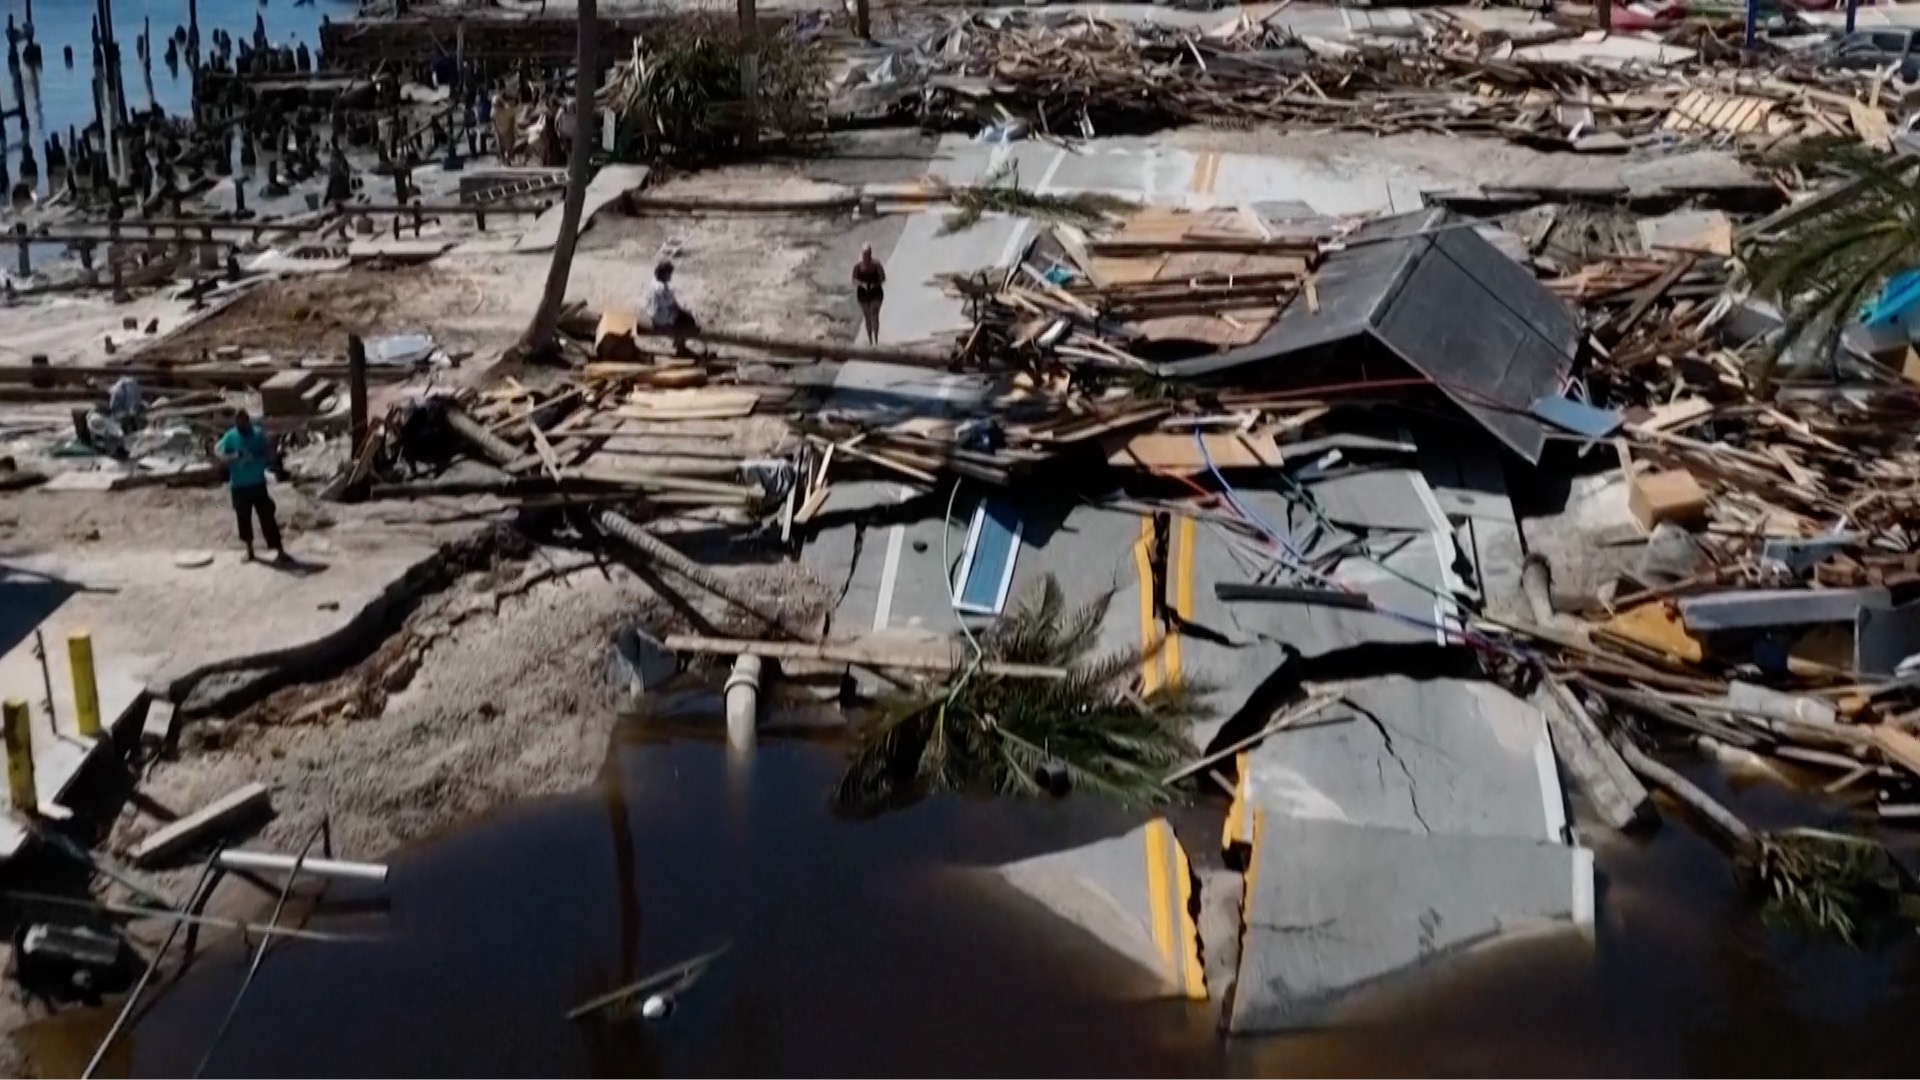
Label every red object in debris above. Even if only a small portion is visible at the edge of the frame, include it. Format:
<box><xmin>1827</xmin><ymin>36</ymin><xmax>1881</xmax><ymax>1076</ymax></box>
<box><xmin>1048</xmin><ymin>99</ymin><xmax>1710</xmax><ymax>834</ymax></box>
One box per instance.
<box><xmin>1610</xmin><ymin>2</ymin><xmax>1687</xmax><ymax>30</ymax></box>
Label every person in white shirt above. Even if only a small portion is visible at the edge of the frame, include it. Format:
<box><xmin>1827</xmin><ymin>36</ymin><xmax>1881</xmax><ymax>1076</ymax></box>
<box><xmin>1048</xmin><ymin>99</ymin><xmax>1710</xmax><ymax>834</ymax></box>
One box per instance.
<box><xmin>644</xmin><ymin>261</ymin><xmax>699</xmax><ymax>356</ymax></box>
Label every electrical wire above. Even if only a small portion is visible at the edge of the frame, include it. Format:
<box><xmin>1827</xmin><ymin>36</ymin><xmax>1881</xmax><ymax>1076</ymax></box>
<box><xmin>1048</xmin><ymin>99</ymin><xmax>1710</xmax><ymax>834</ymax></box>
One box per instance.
<box><xmin>193</xmin><ymin>823</ymin><xmax>327</xmax><ymax>1078</ymax></box>
<box><xmin>1187</xmin><ymin>429</ymin><xmax>1529</xmax><ymax>660</ymax></box>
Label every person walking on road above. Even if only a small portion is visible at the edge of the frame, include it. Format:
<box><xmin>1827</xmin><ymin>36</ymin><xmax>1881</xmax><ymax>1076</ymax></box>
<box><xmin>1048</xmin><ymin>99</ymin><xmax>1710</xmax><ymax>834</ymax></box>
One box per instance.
<box><xmin>216</xmin><ymin>408</ymin><xmax>287</xmax><ymax>562</ymax></box>
<box><xmin>853</xmin><ymin>244</ymin><xmax>886</xmax><ymax>346</ymax></box>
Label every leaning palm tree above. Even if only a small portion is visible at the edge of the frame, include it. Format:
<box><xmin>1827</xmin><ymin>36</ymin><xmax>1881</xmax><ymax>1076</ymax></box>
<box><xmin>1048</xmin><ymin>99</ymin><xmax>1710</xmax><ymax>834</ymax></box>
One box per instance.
<box><xmin>1740</xmin><ymin>139</ymin><xmax>1920</xmax><ymax>394</ymax></box>
<box><xmin>518</xmin><ymin>0</ymin><xmax>602</xmax><ymax>361</ymax></box>
<box><xmin>834</xmin><ymin>576</ymin><xmax>1205</xmax><ymax>815</ymax></box>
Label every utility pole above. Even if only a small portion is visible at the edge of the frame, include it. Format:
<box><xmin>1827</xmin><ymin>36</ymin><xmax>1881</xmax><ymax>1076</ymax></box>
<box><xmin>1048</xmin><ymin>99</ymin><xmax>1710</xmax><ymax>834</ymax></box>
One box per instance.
<box><xmin>738</xmin><ymin>0</ymin><xmax>757</xmax><ymax>147</ymax></box>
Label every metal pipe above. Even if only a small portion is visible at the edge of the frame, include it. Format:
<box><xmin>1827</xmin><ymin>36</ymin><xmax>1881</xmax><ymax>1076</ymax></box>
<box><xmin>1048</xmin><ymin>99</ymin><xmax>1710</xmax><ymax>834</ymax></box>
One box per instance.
<box><xmin>724</xmin><ymin>654</ymin><xmax>760</xmax><ymax>749</ymax></box>
<box><xmin>214</xmin><ymin>849</ymin><xmax>389</xmax><ymax>884</ymax></box>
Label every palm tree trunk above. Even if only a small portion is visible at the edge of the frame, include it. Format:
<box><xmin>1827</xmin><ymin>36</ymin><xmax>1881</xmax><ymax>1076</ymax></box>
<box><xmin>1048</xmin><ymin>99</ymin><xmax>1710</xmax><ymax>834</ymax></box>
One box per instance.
<box><xmin>518</xmin><ymin>0</ymin><xmax>601</xmax><ymax>360</ymax></box>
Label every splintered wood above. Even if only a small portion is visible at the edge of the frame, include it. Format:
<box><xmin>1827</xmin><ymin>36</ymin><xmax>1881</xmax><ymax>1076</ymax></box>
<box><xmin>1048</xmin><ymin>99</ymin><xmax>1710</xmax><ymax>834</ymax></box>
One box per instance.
<box><xmin>895</xmin><ymin>11</ymin><xmax>1902</xmax><ymax>151</ymax></box>
<box><xmin>955</xmin><ymin>206</ymin><xmax>1320</xmax><ymax>371</ymax></box>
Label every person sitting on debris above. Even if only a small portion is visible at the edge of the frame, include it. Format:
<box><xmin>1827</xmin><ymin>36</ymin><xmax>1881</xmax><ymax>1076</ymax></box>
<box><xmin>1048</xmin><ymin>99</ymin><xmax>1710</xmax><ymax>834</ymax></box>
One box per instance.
<box><xmin>853</xmin><ymin>243</ymin><xmax>886</xmax><ymax>346</ymax></box>
<box><xmin>645</xmin><ymin>260</ymin><xmax>699</xmax><ymax>357</ymax></box>
<box><xmin>215</xmin><ymin>408</ymin><xmax>287</xmax><ymax>562</ymax></box>
<box><xmin>106</xmin><ymin>376</ymin><xmax>143</xmax><ymax>424</ymax></box>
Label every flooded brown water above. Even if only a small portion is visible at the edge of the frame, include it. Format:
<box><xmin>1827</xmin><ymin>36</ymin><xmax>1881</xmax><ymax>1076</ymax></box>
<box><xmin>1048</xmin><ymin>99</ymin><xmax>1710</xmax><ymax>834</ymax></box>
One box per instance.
<box><xmin>26</xmin><ymin>726</ymin><xmax>1920</xmax><ymax>1078</ymax></box>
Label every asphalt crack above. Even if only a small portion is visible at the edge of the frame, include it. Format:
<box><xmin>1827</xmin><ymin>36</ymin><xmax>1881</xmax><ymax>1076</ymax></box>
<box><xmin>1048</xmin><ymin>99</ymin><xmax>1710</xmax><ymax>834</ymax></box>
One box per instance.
<box><xmin>1347</xmin><ymin>698</ymin><xmax>1433</xmax><ymax>835</ymax></box>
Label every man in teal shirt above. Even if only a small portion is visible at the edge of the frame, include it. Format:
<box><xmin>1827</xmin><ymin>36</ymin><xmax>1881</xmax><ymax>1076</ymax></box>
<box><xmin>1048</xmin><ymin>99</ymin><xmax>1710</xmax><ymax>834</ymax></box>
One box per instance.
<box><xmin>215</xmin><ymin>409</ymin><xmax>286</xmax><ymax>561</ymax></box>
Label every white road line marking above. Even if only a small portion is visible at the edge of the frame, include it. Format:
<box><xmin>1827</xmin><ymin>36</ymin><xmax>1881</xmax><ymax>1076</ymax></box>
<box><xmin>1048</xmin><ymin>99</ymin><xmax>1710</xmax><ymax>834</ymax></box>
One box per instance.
<box><xmin>872</xmin><ymin>485</ymin><xmax>916</xmax><ymax>632</ymax></box>
<box><xmin>873</xmin><ymin>524</ymin><xmax>907</xmax><ymax>633</ymax></box>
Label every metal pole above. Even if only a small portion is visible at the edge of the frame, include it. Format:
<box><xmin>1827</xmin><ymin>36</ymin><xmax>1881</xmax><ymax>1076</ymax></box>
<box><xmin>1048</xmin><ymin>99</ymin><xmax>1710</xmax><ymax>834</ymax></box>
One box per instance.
<box><xmin>1744</xmin><ymin>0</ymin><xmax>1758</xmax><ymax>49</ymax></box>
<box><xmin>214</xmin><ymin>848</ymin><xmax>390</xmax><ymax>884</ymax></box>
<box><xmin>1846</xmin><ymin>0</ymin><xmax>1860</xmax><ymax>34</ymax></box>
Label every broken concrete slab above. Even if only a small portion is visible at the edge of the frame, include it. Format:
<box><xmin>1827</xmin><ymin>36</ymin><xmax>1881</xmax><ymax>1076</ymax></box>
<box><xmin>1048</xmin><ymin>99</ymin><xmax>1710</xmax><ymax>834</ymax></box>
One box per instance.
<box><xmin>1229</xmin><ymin>815</ymin><xmax>1593</xmax><ymax>1032</ymax></box>
<box><xmin>514</xmin><ymin>164</ymin><xmax>652</xmax><ymax>253</ymax></box>
<box><xmin>996</xmin><ymin>816</ymin><xmax>1207</xmax><ymax>1001</ymax></box>
<box><xmin>1243</xmin><ymin>677</ymin><xmax>1566</xmax><ymax>843</ymax></box>
<box><xmin>1165</xmin><ymin>471</ymin><xmax>1464</xmax><ymax>748</ymax></box>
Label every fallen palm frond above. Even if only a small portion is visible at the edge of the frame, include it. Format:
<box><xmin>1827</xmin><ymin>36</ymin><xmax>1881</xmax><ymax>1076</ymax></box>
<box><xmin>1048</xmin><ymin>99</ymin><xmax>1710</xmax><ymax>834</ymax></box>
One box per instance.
<box><xmin>834</xmin><ymin>575</ymin><xmax>1202</xmax><ymax>815</ymax></box>
<box><xmin>938</xmin><ymin>162</ymin><xmax>1134</xmax><ymax>236</ymax></box>
<box><xmin>1746</xmin><ymin>828</ymin><xmax>1911</xmax><ymax>946</ymax></box>
<box><xmin>1620</xmin><ymin>737</ymin><xmax>1914</xmax><ymax>944</ymax></box>
<box><xmin>1739</xmin><ymin>138</ymin><xmax>1920</xmax><ymax>393</ymax></box>
<box><xmin>598</xmin><ymin>15</ymin><xmax>827</xmax><ymax>159</ymax></box>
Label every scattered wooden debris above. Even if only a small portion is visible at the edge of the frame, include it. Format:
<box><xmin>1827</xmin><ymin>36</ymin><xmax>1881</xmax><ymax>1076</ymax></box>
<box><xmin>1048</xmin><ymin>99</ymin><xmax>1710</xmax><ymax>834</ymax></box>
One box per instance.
<box><xmin>128</xmin><ymin>783</ymin><xmax>274</xmax><ymax>867</ymax></box>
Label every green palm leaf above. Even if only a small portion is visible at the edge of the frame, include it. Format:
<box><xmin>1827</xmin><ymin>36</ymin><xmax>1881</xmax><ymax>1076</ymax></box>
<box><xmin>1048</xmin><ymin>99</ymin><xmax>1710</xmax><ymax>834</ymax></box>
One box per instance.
<box><xmin>835</xmin><ymin>574</ymin><xmax>1204</xmax><ymax>815</ymax></box>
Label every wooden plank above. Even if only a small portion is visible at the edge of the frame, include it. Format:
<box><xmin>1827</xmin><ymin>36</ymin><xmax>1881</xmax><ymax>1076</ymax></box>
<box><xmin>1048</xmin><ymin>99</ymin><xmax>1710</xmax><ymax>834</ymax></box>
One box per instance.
<box><xmin>616</xmin><ymin>388</ymin><xmax>760</xmax><ymax>421</ymax></box>
<box><xmin>1873</xmin><ymin>726</ymin><xmax>1920</xmax><ymax>782</ymax></box>
<box><xmin>1108</xmin><ymin>430</ymin><xmax>1283</xmax><ymax>472</ymax></box>
<box><xmin>129</xmin><ymin>782</ymin><xmax>273</xmax><ymax>866</ymax></box>
<box><xmin>662</xmin><ymin>634</ymin><xmax>1067</xmax><ymax>680</ymax></box>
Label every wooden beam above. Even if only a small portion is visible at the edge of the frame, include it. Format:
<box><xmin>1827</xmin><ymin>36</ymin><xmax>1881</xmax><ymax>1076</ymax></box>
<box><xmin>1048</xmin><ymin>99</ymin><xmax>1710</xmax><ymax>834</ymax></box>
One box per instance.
<box><xmin>626</xmin><ymin>325</ymin><xmax>953</xmax><ymax>369</ymax></box>
<box><xmin>0</xmin><ymin>363</ymin><xmax>413</xmax><ymax>388</ymax></box>
<box><xmin>129</xmin><ymin>782</ymin><xmax>273</xmax><ymax>866</ymax></box>
<box><xmin>663</xmin><ymin>633</ymin><xmax>1067</xmax><ymax>680</ymax></box>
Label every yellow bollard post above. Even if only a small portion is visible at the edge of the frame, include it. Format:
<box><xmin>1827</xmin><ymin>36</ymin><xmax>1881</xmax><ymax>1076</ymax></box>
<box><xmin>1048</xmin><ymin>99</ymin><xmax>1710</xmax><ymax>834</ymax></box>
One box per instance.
<box><xmin>67</xmin><ymin>633</ymin><xmax>102</xmax><ymax>739</ymax></box>
<box><xmin>2</xmin><ymin>699</ymin><xmax>36</xmax><ymax>814</ymax></box>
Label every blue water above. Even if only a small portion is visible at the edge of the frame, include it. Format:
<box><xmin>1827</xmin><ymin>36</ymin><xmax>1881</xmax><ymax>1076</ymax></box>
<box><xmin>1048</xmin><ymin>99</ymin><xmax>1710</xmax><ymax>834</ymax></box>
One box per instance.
<box><xmin>0</xmin><ymin>0</ymin><xmax>347</xmax><ymax>195</ymax></box>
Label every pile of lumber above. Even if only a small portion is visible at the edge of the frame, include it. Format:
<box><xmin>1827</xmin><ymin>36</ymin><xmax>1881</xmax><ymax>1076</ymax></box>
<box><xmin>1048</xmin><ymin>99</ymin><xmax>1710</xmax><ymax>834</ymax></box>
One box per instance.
<box><xmin>953</xmin><ymin>207</ymin><xmax>1324</xmax><ymax>370</ymax></box>
<box><xmin>874</xmin><ymin>9</ymin><xmax>1903</xmax><ymax>151</ymax></box>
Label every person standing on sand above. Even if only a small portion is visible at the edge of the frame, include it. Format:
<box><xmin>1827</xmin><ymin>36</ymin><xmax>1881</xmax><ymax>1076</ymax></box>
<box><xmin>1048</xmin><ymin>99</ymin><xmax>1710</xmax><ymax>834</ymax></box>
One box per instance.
<box><xmin>216</xmin><ymin>409</ymin><xmax>287</xmax><ymax>562</ymax></box>
<box><xmin>852</xmin><ymin>244</ymin><xmax>885</xmax><ymax>346</ymax></box>
<box><xmin>492</xmin><ymin>92</ymin><xmax>518</xmax><ymax>165</ymax></box>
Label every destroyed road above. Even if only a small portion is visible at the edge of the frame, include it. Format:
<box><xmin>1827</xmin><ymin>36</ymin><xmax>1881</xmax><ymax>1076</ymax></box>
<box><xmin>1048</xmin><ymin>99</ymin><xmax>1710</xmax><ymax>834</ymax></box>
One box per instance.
<box><xmin>17</xmin><ymin>0</ymin><xmax>1920</xmax><ymax>1073</ymax></box>
<box><xmin>14</xmin><ymin>734</ymin><xmax>1920</xmax><ymax>1077</ymax></box>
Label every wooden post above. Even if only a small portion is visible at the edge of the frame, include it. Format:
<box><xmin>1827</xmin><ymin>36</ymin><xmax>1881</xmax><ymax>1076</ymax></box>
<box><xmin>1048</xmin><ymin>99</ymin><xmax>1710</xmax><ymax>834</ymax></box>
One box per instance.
<box><xmin>3</xmin><ymin>699</ymin><xmax>35</xmax><ymax>813</ymax></box>
<box><xmin>346</xmin><ymin>332</ymin><xmax>369</xmax><ymax>452</ymax></box>
<box><xmin>1598</xmin><ymin>0</ymin><xmax>1612</xmax><ymax>33</ymax></box>
<box><xmin>855</xmin><ymin>0</ymin><xmax>870</xmax><ymax>39</ymax></box>
<box><xmin>67</xmin><ymin>633</ymin><xmax>101</xmax><ymax>739</ymax></box>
